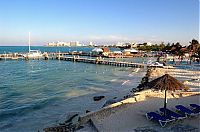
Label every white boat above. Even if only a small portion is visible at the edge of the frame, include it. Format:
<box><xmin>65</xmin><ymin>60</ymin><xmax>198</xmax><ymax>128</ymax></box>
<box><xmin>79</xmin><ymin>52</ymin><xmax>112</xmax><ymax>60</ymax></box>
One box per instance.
<box><xmin>148</xmin><ymin>62</ymin><xmax>164</xmax><ymax>68</ymax></box>
<box><xmin>24</xmin><ymin>32</ymin><xmax>43</xmax><ymax>59</ymax></box>
<box><xmin>123</xmin><ymin>48</ymin><xmax>138</xmax><ymax>54</ymax></box>
<box><xmin>25</xmin><ymin>49</ymin><xmax>43</xmax><ymax>59</ymax></box>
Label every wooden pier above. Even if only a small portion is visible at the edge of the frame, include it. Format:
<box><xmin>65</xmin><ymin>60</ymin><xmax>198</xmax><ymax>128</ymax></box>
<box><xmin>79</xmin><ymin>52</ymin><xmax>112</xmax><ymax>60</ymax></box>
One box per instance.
<box><xmin>0</xmin><ymin>53</ymin><xmax>145</xmax><ymax>68</ymax></box>
<box><xmin>60</xmin><ymin>56</ymin><xmax>145</xmax><ymax>68</ymax></box>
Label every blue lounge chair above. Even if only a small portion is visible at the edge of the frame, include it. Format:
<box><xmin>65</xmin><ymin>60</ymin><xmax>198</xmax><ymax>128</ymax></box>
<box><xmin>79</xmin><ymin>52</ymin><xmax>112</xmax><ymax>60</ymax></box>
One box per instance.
<box><xmin>146</xmin><ymin>112</ymin><xmax>175</xmax><ymax>127</ymax></box>
<box><xmin>159</xmin><ymin>108</ymin><xmax>186</xmax><ymax>120</ymax></box>
<box><xmin>190</xmin><ymin>104</ymin><xmax>200</xmax><ymax>113</ymax></box>
<box><xmin>190</xmin><ymin>104</ymin><xmax>200</xmax><ymax>111</ymax></box>
<box><xmin>175</xmin><ymin>105</ymin><xmax>199</xmax><ymax>117</ymax></box>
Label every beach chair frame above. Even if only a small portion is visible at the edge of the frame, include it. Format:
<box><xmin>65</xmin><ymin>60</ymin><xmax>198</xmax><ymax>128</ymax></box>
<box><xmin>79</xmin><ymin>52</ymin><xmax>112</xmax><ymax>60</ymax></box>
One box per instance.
<box><xmin>159</xmin><ymin>108</ymin><xmax>186</xmax><ymax>120</ymax></box>
<box><xmin>175</xmin><ymin>105</ymin><xmax>199</xmax><ymax>117</ymax></box>
<box><xmin>189</xmin><ymin>104</ymin><xmax>200</xmax><ymax>114</ymax></box>
<box><xmin>146</xmin><ymin>112</ymin><xmax>175</xmax><ymax>127</ymax></box>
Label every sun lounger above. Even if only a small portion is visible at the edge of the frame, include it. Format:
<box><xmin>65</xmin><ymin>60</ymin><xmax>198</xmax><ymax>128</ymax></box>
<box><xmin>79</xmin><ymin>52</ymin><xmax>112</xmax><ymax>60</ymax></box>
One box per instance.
<box><xmin>146</xmin><ymin>112</ymin><xmax>175</xmax><ymax>127</ymax></box>
<box><xmin>190</xmin><ymin>104</ymin><xmax>200</xmax><ymax>113</ymax></box>
<box><xmin>159</xmin><ymin>108</ymin><xmax>186</xmax><ymax>120</ymax></box>
<box><xmin>190</xmin><ymin>104</ymin><xmax>200</xmax><ymax>111</ymax></box>
<box><xmin>175</xmin><ymin>105</ymin><xmax>199</xmax><ymax>117</ymax></box>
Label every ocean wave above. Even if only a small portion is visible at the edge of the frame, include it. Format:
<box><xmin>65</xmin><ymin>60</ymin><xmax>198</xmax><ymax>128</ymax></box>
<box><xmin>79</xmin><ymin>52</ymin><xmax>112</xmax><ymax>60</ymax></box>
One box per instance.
<box><xmin>121</xmin><ymin>80</ymin><xmax>130</xmax><ymax>85</ymax></box>
<box><xmin>110</xmin><ymin>79</ymin><xmax>118</xmax><ymax>82</ymax></box>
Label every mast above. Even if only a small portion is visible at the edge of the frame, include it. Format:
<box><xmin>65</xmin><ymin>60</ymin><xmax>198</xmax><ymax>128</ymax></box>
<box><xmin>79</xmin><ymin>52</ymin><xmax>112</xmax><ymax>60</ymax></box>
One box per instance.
<box><xmin>29</xmin><ymin>32</ymin><xmax>31</xmax><ymax>52</ymax></box>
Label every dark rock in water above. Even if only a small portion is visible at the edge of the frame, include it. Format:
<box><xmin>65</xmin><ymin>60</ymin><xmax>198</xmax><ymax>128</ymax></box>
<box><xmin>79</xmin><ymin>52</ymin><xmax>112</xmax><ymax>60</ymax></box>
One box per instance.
<box><xmin>139</xmin><ymin>87</ymin><xmax>144</xmax><ymax>90</ymax></box>
<box><xmin>102</xmin><ymin>99</ymin><xmax>117</xmax><ymax>107</ymax></box>
<box><xmin>131</xmin><ymin>89</ymin><xmax>137</xmax><ymax>92</ymax></box>
<box><xmin>59</xmin><ymin>123</ymin><xmax>65</xmax><ymax>126</ymax></box>
<box><xmin>136</xmin><ymin>84</ymin><xmax>143</xmax><ymax>88</ymax></box>
<box><xmin>65</xmin><ymin>114</ymin><xmax>79</xmax><ymax>123</ymax></box>
<box><xmin>66</xmin><ymin>122</ymin><xmax>72</xmax><ymax>126</ymax></box>
<box><xmin>93</xmin><ymin>95</ymin><xmax>105</xmax><ymax>101</ymax></box>
<box><xmin>76</xmin><ymin>125</ymin><xmax>84</xmax><ymax>130</ymax></box>
<box><xmin>58</xmin><ymin>112</ymin><xmax>80</xmax><ymax>125</ymax></box>
<box><xmin>86</xmin><ymin>110</ymin><xmax>90</xmax><ymax>113</ymax></box>
<box><xmin>124</xmin><ymin>94</ymin><xmax>133</xmax><ymax>99</ymax></box>
<box><xmin>113</xmin><ymin>97</ymin><xmax>117</xmax><ymax>99</ymax></box>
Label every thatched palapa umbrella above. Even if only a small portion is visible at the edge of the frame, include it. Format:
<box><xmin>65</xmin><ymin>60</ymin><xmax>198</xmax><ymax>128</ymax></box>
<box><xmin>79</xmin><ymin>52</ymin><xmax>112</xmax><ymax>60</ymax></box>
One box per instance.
<box><xmin>148</xmin><ymin>74</ymin><xmax>186</xmax><ymax>116</ymax></box>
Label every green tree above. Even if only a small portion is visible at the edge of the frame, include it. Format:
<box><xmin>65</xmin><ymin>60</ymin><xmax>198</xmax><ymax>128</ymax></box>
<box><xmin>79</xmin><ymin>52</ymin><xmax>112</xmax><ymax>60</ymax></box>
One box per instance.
<box><xmin>187</xmin><ymin>39</ymin><xmax>199</xmax><ymax>53</ymax></box>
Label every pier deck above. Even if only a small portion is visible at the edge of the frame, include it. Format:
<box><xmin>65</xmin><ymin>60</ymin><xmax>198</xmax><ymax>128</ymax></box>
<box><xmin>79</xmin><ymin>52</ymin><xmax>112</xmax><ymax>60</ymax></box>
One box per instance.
<box><xmin>0</xmin><ymin>53</ymin><xmax>145</xmax><ymax>68</ymax></box>
<box><xmin>61</xmin><ymin>56</ymin><xmax>145</xmax><ymax>68</ymax></box>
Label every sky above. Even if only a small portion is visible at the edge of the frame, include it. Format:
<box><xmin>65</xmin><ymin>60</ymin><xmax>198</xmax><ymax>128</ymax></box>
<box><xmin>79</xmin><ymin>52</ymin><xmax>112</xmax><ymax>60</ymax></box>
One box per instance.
<box><xmin>0</xmin><ymin>0</ymin><xmax>199</xmax><ymax>46</ymax></box>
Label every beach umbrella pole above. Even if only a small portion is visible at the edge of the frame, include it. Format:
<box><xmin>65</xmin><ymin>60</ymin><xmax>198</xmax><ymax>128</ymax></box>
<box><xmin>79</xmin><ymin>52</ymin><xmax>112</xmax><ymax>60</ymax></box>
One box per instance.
<box><xmin>149</xmin><ymin>74</ymin><xmax>185</xmax><ymax>117</ymax></box>
<box><xmin>164</xmin><ymin>88</ymin><xmax>167</xmax><ymax>116</ymax></box>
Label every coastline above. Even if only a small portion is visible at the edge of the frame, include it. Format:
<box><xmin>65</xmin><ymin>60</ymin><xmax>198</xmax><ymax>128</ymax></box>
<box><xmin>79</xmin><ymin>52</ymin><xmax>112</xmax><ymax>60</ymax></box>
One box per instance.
<box><xmin>0</xmin><ymin>55</ymin><xmax>147</xmax><ymax>132</ymax></box>
<box><xmin>84</xmin><ymin>91</ymin><xmax>199</xmax><ymax>132</ymax></box>
<box><xmin>44</xmin><ymin>66</ymin><xmax>200</xmax><ymax>132</ymax></box>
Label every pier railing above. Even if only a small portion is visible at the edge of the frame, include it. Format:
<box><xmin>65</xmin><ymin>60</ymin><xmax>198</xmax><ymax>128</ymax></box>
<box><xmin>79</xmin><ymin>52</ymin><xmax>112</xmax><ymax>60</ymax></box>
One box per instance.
<box><xmin>0</xmin><ymin>52</ymin><xmax>145</xmax><ymax>68</ymax></box>
<box><xmin>60</xmin><ymin>56</ymin><xmax>145</xmax><ymax>68</ymax></box>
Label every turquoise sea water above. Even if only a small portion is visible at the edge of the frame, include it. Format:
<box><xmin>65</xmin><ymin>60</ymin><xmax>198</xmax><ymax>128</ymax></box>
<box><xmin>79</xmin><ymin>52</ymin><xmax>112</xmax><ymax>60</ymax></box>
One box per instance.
<box><xmin>0</xmin><ymin>46</ymin><xmax>147</xmax><ymax>131</ymax></box>
<box><xmin>0</xmin><ymin>46</ymin><xmax>89</xmax><ymax>53</ymax></box>
<box><xmin>1</xmin><ymin>46</ymin><xmax>199</xmax><ymax>131</ymax></box>
<box><xmin>0</xmin><ymin>46</ymin><xmax>121</xmax><ymax>54</ymax></box>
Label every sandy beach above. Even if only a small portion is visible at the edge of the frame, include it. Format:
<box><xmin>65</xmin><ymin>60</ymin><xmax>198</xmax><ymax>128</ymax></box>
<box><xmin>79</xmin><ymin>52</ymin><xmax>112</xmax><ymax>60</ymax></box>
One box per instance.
<box><xmin>81</xmin><ymin>90</ymin><xmax>200</xmax><ymax>131</ymax></box>
<box><xmin>76</xmin><ymin>67</ymin><xmax>200</xmax><ymax>132</ymax></box>
<box><xmin>43</xmin><ymin>67</ymin><xmax>200</xmax><ymax>132</ymax></box>
<box><xmin>148</xmin><ymin>68</ymin><xmax>200</xmax><ymax>93</ymax></box>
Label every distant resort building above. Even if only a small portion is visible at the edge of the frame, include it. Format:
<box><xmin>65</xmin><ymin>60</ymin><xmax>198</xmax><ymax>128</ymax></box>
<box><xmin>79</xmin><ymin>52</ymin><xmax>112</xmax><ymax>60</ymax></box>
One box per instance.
<box><xmin>147</xmin><ymin>42</ymin><xmax>152</xmax><ymax>46</ymax></box>
<box><xmin>90</xmin><ymin>47</ymin><xmax>139</xmax><ymax>58</ymax></box>
<box><xmin>123</xmin><ymin>48</ymin><xmax>138</xmax><ymax>55</ymax></box>
<box><xmin>70</xmin><ymin>41</ymin><xmax>81</xmax><ymax>47</ymax></box>
<box><xmin>91</xmin><ymin>48</ymin><xmax>103</xmax><ymax>56</ymax></box>
<box><xmin>47</xmin><ymin>41</ymin><xmax>81</xmax><ymax>47</ymax></box>
<box><xmin>89</xmin><ymin>42</ymin><xmax>93</xmax><ymax>46</ymax></box>
<box><xmin>115</xmin><ymin>42</ymin><xmax>139</xmax><ymax>49</ymax></box>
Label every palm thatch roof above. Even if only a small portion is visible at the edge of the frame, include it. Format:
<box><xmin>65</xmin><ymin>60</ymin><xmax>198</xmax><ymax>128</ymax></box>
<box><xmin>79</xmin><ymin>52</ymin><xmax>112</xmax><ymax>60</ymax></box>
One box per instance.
<box><xmin>148</xmin><ymin>74</ymin><xmax>186</xmax><ymax>91</ymax></box>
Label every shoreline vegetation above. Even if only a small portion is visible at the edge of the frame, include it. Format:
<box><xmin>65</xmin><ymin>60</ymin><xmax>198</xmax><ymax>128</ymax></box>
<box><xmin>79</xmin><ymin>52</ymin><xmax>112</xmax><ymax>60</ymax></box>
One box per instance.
<box><xmin>43</xmin><ymin>67</ymin><xmax>200</xmax><ymax>132</ymax></box>
<box><xmin>1</xmin><ymin>39</ymin><xmax>200</xmax><ymax>64</ymax></box>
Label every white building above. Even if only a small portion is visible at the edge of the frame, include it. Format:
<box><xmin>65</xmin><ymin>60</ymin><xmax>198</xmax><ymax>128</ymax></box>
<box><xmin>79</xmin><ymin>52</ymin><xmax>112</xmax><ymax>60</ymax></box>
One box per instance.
<box><xmin>57</xmin><ymin>41</ymin><xmax>70</xmax><ymax>46</ymax></box>
<box><xmin>131</xmin><ymin>43</ymin><xmax>138</xmax><ymax>48</ymax></box>
<box><xmin>48</xmin><ymin>42</ymin><xmax>56</xmax><ymax>46</ymax></box>
<box><xmin>147</xmin><ymin>42</ymin><xmax>152</xmax><ymax>46</ymax></box>
<box><xmin>70</xmin><ymin>41</ymin><xmax>81</xmax><ymax>47</ymax></box>
<box><xmin>123</xmin><ymin>48</ymin><xmax>138</xmax><ymax>54</ymax></box>
<box><xmin>89</xmin><ymin>42</ymin><xmax>93</xmax><ymax>46</ymax></box>
<box><xmin>116</xmin><ymin>42</ymin><xmax>124</xmax><ymax>47</ymax></box>
<box><xmin>47</xmin><ymin>41</ymin><xmax>81</xmax><ymax>47</ymax></box>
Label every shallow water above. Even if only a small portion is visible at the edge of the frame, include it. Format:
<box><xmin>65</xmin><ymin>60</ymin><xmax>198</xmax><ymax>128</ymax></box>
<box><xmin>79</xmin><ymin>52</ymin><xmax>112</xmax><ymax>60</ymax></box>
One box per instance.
<box><xmin>0</xmin><ymin>58</ymin><xmax>146</xmax><ymax>131</ymax></box>
<box><xmin>1</xmin><ymin>46</ymin><xmax>199</xmax><ymax>131</ymax></box>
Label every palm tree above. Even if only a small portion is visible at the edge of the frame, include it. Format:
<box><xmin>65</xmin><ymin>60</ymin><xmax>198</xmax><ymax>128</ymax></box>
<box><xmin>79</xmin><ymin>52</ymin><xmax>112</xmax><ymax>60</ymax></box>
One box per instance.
<box><xmin>188</xmin><ymin>39</ymin><xmax>199</xmax><ymax>54</ymax></box>
<box><xmin>171</xmin><ymin>42</ymin><xmax>182</xmax><ymax>55</ymax></box>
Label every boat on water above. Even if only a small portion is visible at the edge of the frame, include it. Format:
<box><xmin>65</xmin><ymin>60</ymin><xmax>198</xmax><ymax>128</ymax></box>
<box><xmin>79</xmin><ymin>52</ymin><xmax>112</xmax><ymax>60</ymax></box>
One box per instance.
<box><xmin>24</xmin><ymin>32</ymin><xmax>43</xmax><ymax>59</ymax></box>
<box><xmin>147</xmin><ymin>61</ymin><xmax>164</xmax><ymax>68</ymax></box>
<box><xmin>25</xmin><ymin>49</ymin><xmax>43</xmax><ymax>59</ymax></box>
